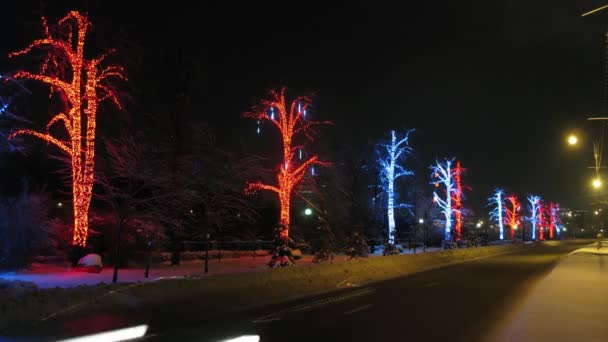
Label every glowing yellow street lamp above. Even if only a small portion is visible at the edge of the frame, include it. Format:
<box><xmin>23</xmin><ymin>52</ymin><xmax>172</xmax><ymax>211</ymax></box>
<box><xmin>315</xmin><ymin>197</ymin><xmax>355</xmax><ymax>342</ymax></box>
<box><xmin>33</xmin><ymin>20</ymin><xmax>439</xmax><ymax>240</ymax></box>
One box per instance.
<box><xmin>593</xmin><ymin>178</ymin><xmax>602</xmax><ymax>189</ymax></box>
<box><xmin>567</xmin><ymin>134</ymin><xmax>578</xmax><ymax>146</ymax></box>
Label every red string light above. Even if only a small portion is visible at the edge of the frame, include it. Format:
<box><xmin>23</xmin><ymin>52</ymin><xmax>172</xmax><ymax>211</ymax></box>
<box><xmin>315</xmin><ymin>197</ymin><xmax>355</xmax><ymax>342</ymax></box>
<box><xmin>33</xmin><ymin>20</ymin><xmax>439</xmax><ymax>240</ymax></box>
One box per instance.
<box><xmin>538</xmin><ymin>203</ymin><xmax>546</xmax><ymax>240</ymax></box>
<box><xmin>245</xmin><ymin>87</ymin><xmax>330</xmax><ymax>240</ymax></box>
<box><xmin>451</xmin><ymin>161</ymin><xmax>465</xmax><ymax>241</ymax></box>
<box><xmin>8</xmin><ymin>11</ymin><xmax>125</xmax><ymax>247</ymax></box>
<box><xmin>548</xmin><ymin>202</ymin><xmax>558</xmax><ymax>239</ymax></box>
<box><xmin>504</xmin><ymin>195</ymin><xmax>521</xmax><ymax>240</ymax></box>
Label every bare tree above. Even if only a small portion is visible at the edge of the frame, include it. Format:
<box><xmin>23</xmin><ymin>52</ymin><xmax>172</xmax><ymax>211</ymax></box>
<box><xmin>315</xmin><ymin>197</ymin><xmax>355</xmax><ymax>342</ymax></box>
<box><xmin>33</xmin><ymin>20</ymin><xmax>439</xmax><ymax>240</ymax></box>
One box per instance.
<box><xmin>96</xmin><ymin>130</ymin><xmax>191</xmax><ymax>283</ymax></box>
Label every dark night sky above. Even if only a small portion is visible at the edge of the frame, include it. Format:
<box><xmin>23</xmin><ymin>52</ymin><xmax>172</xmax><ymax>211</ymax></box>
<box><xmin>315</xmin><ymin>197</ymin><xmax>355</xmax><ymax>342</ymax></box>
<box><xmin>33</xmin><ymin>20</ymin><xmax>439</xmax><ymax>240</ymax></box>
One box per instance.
<box><xmin>4</xmin><ymin>1</ymin><xmax>608</xmax><ymax>213</ymax></box>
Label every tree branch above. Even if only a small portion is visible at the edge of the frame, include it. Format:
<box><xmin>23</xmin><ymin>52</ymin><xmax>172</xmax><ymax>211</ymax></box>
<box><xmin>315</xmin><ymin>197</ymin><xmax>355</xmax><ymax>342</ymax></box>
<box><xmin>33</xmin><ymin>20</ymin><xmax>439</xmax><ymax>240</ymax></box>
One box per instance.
<box><xmin>11</xmin><ymin>71</ymin><xmax>72</xmax><ymax>99</ymax></box>
<box><xmin>46</xmin><ymin>113</ymin><xmax>71</xmax><ymax>132</ymax></box>
<box><xmin>245</xmin><ymin>182</ymin><xmax>279</xmax><ymax>194</ymax></box>
<box><xmin>9</xmin><ymin>129</ymin><xmax>71</xmax><ymax>155</ymax></box>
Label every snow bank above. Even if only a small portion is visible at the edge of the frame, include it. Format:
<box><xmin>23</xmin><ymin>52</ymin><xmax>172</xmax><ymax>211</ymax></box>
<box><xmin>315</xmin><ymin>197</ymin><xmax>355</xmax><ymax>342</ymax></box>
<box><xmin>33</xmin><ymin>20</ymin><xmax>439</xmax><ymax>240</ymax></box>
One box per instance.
<box><xmin>0</xmin><ymin>278</ymin><xmax>123</xmax><ymax>332</ymax></box>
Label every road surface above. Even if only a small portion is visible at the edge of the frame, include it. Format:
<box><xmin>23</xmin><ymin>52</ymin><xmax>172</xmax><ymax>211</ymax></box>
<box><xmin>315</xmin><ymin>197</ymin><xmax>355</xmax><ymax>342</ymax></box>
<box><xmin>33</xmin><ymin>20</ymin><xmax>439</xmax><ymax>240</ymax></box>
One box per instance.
<box><xmin>152</xmin><ymin>241</ymin><xmax>585</xmax><ymax>341</ymax></box>
<box><xmin>3</xmin><ymin>241</ymin><xmax>587</xmax><ymax>342</ymax></box>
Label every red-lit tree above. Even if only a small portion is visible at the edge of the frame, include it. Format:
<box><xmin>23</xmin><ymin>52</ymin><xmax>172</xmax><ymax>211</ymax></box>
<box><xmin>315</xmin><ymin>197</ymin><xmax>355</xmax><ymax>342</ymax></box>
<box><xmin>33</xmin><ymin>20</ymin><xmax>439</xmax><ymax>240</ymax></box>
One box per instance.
<box><xmin>538</xmin><ymin>202</ymin><xmax>547</xmax><ymax>240</ymax></box>
<box><xmin>245</xmin><ymin>88</ymin><xmax>329</xmax><ymax>256</ymax></box>
<box><xmin>548</xmin><ymin>202</ymin><xmax>559</xmax><ymax>239</ymax></box>
<box><xmin>451</xmin><ymin>161</ymin><xmax>465</xmax><ymax>241</ymax></box>
<box><xmin>8</xmin><ymin>11</ymin><xmax>125</xmax><ymax>247</ymax></box>
<box><xmin>504</xmin><ymin>195</ymin><xmax>521</xmax><ymax>240</ymax></box>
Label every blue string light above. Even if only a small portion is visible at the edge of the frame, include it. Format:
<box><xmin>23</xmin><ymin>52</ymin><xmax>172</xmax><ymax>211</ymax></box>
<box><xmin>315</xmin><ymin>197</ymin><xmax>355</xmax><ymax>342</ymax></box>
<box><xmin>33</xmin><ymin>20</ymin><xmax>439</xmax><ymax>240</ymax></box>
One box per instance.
<box><xmin>431</xmin><ymin>158</ymin><xmax>456</xmax><ymax>241</ymax></box>
<box><xmin>378</xmin><ymin>129</ymin><xmax>414</xmax><ymax>245</ymax></box>
<box><xmin>489</xmin><ymin>189</ymin><xmax>505</xmax><ymax>240</ymax></box>
<box><xmin>527</xmin><ymin>195</ymin><xmax>541</xmax><ymax>240</ymax></box>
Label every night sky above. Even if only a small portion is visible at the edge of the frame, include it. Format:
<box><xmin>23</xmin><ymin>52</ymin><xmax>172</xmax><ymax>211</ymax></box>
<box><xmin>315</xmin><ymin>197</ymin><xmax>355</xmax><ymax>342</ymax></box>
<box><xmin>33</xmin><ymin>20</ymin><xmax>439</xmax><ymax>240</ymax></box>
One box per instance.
<box><xmin>4</xmin><ymin>1</ymin><xmax>608</xmax><ymax>213</ymax></box>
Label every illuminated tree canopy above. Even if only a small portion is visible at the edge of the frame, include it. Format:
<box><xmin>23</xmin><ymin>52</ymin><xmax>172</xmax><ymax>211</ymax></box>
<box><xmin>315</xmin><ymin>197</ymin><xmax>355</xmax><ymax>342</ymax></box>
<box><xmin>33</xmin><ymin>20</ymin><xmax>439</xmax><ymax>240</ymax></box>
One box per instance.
<box><xmin>451</xmin><ymin>161</ymin><xmax>466</xmax><ymax>241</ymax></box>
<box><xmin>504</xmin><ymin>195</ymin><xmax>521</xmax><ymax>239</ymax></box>
<box><xmin>431</xmin><ymin>158</ymin><xmax>460</xmax><ymax>241</ymax></box>
<box><xmin>244</xmin><ymin>87</ymin><xmax>330</xmax><ymax>241</ymax></box>
<box><xmin>548</xmin><ymin>202</ymin><xmax>560</xmax><ymax>239</ymax></box>
<box><xmin>377</xmin><ymin>129</ymin><xmax>414</xmax><ymax>245</ymax></box>
<box><xmin>489</xmin><ymin>189</ymin><xmax>505</xmax><ymax>240</ymax></box>
<box><xmin>8</xmin><ymin>11</ymin><xmax>126</xmax><ymax>246</ymax></box>
<box><xmin>538</xmin><ymin>202</ymin><xmax>547</xmax><ymax>240</ymax></box>
<box><xmin>527</xmin><ymin>195</ymin><xmax>541</xmax><ymax>240</ymax></box>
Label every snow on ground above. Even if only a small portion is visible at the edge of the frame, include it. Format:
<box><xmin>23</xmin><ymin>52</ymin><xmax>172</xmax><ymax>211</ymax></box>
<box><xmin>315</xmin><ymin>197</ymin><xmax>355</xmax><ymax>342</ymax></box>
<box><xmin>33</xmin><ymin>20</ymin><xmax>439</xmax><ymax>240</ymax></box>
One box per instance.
<box><xmin>0</xmin><ymin>247</ymin><xmax>446</xmax><ymax>288</ymax></box>
<box><xmin>486</xmin><ymin>242</ymin><xmax>608</xmax><ymax>342</ymax></box>
<box><xmin>1</xmin><ymin>254</ymin><xmax>350</xmax><ymax>288</ymax></box>
<box><xmin>369</xmin><ymin>245</ymin><xmax>441</xmax><ymax>256</ymax></box>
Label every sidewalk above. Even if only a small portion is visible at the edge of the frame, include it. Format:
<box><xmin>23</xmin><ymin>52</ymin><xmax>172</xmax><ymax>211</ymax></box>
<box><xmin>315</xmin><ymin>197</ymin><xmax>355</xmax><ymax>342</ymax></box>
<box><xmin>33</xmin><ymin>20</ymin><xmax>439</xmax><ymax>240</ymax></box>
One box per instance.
<box><xmin>487</xmin><ymin>242</ymin><xmax>608</xmax><ymax>342</ymax></box>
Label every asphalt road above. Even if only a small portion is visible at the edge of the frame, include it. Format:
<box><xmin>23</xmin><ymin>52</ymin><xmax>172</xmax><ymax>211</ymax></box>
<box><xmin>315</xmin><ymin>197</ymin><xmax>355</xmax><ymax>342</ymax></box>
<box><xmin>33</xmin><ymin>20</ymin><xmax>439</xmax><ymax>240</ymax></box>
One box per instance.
<box><xmin>154</xmin><ymin>241</ymin><xmax>586</xmax><ymax>342</ymax></box>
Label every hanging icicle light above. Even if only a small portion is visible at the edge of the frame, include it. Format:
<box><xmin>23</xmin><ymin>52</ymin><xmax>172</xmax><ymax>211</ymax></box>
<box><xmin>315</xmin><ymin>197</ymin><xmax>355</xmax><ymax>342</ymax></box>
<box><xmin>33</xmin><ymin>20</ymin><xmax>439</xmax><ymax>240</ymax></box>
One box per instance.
<box><xmin>311</xmin><ymin>165</ymin><xmax>316</xmax><ymax>176</ymax></box>
<box><xmin>303</xmin><ymin>108</ymin><xmax>307</xmax><ymax>118</ymax></box>
<box><xmin>269</xmin><ymin>106</ymin><xmax>275</xmax><ymax>120</ymax></box>
<box><xmin>299</xmin><ymin>149</ymin><xmax>303</xmax><ymax>160</ymax></box>
<box><xmin>256</xmin><ymin>120</ymin><xmax>261</xmax><ymax>135</ymax></box>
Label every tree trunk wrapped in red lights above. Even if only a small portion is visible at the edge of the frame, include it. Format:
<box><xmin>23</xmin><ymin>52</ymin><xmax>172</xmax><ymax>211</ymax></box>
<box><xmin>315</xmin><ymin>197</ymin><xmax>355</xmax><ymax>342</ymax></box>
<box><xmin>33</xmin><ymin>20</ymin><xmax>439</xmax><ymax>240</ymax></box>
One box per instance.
<box><xmin>8</xmin><ymin>11</ymin><xmax>125</xmax><ymax>247</ymax></box>
<box><xmin>548</xmin><ymin>202</ymin><xmax>559</xmax><ymax>239</ymax></box>
<box><xmin>245</xmin><ymin>87</ymin><xmax>330</xmax><ymax>242</ymax></box>
<box><xmin>451</xmin><ymin>161</ymin><xmax>465</xmax><ymax>241</ymax></box>
<box><xmin>504</xmin><ymin>195</ymin><xmax>521</xmax><ymax>240</ymax></box>
<box><xmin>538</xmin><ymin>202</ymin><xmax>546</xmax><ymax>240</ymax></box>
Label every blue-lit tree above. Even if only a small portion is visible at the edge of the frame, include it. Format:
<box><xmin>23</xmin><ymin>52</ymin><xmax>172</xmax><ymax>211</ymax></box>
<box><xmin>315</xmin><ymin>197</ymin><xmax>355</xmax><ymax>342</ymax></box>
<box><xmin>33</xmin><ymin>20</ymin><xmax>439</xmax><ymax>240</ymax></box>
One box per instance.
<box><xmin>377</xmin><ymin>129</ymin><xmax>414</xmax><ymax>245</ymax></box>
<box><xmin>489</xmin><ymin>189</ymin><xmax>506</xmax><ymax>240</ymax></box>
<box><xmin>0</xmin><ymin>76</ymin><xmax>30</xmax><ymax>150</ymax></box>
<box><xmin>431</xmin><ymin>158</ymin><xmax>458</xmax><ymax>241</ymax></box>
<box><xmin>527</xmin><ymin>195</ymin><xmax>541</xmax><ymax>240</ymax></box>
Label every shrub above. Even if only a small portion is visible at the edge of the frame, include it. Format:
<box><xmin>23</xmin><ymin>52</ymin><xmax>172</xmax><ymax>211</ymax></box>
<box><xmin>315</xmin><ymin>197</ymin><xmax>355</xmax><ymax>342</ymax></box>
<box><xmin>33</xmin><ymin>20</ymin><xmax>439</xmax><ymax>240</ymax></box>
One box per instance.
<box><xmin>0</xmin><ymin>190</ymin><xmax>52</xmax><ymax>271</ymax></box>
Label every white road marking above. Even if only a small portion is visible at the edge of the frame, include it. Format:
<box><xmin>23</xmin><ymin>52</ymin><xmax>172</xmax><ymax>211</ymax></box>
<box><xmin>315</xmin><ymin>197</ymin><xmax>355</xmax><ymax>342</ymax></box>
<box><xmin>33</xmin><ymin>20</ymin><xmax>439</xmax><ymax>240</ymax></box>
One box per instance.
<box><xmin>344</xmin><ymin>304</ymin><xmax>373</xmax><ymax>315</ymax></box>
<box><xmin>253</xmin><ymin>287</ymin><xmax>376</xmax><ymax>323</ymax></box>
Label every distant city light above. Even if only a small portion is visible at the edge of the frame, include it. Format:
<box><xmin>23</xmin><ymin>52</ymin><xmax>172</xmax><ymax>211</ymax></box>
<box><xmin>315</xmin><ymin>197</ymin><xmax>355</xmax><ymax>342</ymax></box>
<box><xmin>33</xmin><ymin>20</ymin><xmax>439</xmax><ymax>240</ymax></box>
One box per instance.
<box><xmin>567</xmin><ymin>134</ymin><xmax>578</xmax><ymax>146</ymax></box>
<box><xmin>418</xmin><ymin>218</ymin><xmax>424</xmax><ymax>224</ymax></box>
<box><xmin>595</xmin><ymin>211</ymin><xmax>599</xmax><ymax>216</ymax></box>
<box><xmin>593</xmin><ymin>178</ymin><xmax>602</xmax><ymax>189</ymax></box>
<box><xmin>57</xmin><ymin>202</ymin><xmax>63</xmax><ymax>208</ymax></box>
<box><xmin>304</xmin><ymin>208</ymin><xmax>312</xmax><ymax>216</ymax></box>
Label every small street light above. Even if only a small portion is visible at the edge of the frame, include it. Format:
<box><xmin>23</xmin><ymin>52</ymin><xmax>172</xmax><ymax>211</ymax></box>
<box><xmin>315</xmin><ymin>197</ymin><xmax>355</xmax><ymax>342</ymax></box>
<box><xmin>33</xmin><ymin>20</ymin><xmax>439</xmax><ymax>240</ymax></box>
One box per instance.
<box><xmin>304</xmin><ymin>208</ymin><xmax>313</xmax><ymax>216</ymax></box>
<box><xmin>593</xmin><ymin>178</ymin><xmax>602</xmax><ymax>189</ymax></box>
<box><xmin>567</xmin><ymin>134</ymin><xmax>578</xmax><ymax>146</ymax></box>
<box><xmin>418</xmin><ymin>218</ymin><xmax>424</xmax><ymax>224</ymax></box>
